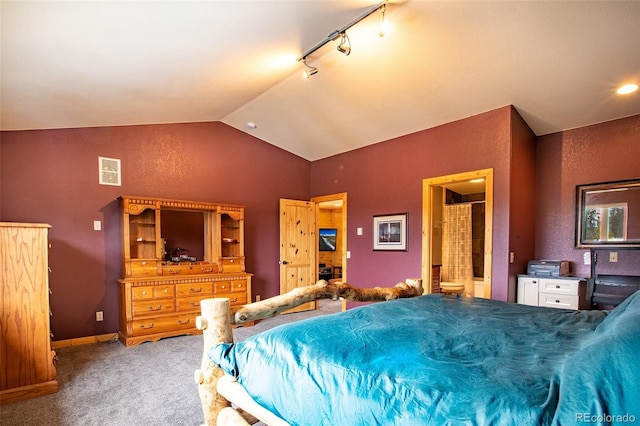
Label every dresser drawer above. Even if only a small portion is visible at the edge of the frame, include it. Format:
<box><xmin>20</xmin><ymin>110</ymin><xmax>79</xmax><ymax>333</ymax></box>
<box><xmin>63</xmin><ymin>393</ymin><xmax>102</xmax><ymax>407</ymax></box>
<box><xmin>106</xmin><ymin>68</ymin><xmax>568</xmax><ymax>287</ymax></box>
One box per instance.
<box><xmin>131</xmin><ymin>314</ymin><xmax>195</xmax><ymax>336</ymax></box>
<box><xmin>539</xmin><ymin>278</ymin><xmax>580</xmax><ymax>296</ymax></box>
<box><xmin>216</xmin><ymin>292</ymin><xmax>248</xmax><ymax>306</ymax></box>
<box><xmin>176</xmin><ymin>282</ymin><xmax>213</xmax><ymax>297</ymax></box>
<box><xmin>129</xmin><ymin>260</ymin><xmax>158</xmax><ymax>277</ymax></box>
<box><xmin>538</xmin><ymin>293</ymin><xmax>579</xmax><ymax>310</ymax></box>
<box><xmin>220</xmin><ymin>258</ymin><xmax>243</xmax><ymax>272</ymax></box>
<box><xmin>132</xmin><ymin>284</ymin><xmax>174</xmax><ymax>300</ymax></box>
<box><xmin>176</xmin><ymin>296</ymin><xmax>204</xmax><ymax>312</ymax></box>
<box><xmin>132</xmin><ymin>299</ymin><xmax>176</xmax><ymax>316</ymax></box>
<box><xmin>215</xmin><ymin>279</ymin><xmax>248</xmax><ymax>294</ymax></box>
<box><xmin>162</xmin><ymin>262</ymin><xmax>219</xmax><ymax>276</ymax></box>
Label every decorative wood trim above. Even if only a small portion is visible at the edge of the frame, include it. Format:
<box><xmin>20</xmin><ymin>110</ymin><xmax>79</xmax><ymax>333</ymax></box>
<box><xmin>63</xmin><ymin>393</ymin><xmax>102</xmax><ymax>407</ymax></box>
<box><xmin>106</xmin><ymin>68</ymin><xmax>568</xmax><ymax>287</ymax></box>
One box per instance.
<box><xmin>119</xmin><ymin>273</ymin><xmax>253</xmax><ymax>286</ymax></box>
<box><xmin>119</xmin><ymin>195</ymin><xmax>245</xmax><ymax>212</ymax></box>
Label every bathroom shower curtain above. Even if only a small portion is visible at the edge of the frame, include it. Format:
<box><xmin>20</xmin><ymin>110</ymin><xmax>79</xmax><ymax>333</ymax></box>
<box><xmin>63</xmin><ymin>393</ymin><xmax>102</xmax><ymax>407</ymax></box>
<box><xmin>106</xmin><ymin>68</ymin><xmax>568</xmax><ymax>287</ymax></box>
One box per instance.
<box><xmin>442</xmin><ymin>204</ymin><xmax>474</xmax><ymax>293</ymax></box>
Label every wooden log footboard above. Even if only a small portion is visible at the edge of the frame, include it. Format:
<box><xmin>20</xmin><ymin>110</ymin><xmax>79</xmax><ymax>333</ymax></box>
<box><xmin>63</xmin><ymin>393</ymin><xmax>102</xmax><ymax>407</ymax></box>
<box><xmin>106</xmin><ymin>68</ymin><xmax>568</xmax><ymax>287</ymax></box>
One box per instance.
<box><xmin>194</xmin><ymin>278</ymin><xmax>423</xmax><ymax>425</ymax></box>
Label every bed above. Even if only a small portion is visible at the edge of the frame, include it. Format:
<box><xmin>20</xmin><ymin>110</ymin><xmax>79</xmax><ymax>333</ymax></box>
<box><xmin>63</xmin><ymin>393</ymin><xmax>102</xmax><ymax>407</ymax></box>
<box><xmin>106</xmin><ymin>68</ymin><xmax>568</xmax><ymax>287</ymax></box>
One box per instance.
<box><xmin>194</xmin><ymin>279</ymin><xmax>640</xmax><ymax>425</ymax></box>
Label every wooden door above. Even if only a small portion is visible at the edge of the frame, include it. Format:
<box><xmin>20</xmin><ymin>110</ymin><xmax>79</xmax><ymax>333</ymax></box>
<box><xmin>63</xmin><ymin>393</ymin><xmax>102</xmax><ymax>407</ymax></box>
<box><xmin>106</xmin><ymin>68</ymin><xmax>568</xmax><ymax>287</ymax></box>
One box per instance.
<box><xmin>279</xmin><ymin>199</ymin><xmax>317</xmax><ymax>313</ymax></box>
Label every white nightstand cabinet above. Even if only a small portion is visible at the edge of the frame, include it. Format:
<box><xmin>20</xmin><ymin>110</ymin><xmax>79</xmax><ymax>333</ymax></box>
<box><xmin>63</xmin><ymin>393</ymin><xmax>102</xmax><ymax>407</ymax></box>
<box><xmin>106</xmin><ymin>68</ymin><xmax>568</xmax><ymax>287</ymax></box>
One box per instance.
<box><xmin>517</xmin><ymin>276</ymin><xmax>589</xmax><ymax>310</ymax></box>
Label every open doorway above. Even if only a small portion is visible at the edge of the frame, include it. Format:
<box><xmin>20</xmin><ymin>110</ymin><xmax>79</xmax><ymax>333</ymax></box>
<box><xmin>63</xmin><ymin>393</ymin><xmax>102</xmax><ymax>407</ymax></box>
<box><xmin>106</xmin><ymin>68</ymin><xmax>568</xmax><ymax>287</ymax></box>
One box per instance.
<box><xmin>422</xmin><ymin>169</ymin><xmax>493</xmax><ymax>299</ymax></box>
<box><xmin>312</xmin><ymin>192</ymin><xmax>347</xmax><ymax>310</ymax></box>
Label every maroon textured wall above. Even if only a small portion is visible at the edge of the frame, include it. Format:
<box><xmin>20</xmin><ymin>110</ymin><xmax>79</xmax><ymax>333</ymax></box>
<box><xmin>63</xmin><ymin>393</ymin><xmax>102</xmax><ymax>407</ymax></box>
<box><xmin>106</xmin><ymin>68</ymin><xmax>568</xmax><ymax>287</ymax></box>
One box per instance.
<box><xmin>0</xmin><ymin>122</ymin><xmax>310</xmax><ymax>340</ymax></box>
<box><xmin>2</xmin><ymin>111</ymin><xmax>638</xmax><ymax>341</ymax></box>
<box><xmin>536</xmin><ymin>115</ymin><xmax>640</xmax><ymax>277</ymax></box>
<box><xmin>311</xmin><ymin>107</ymin><xmax>515</xmax><ymax>300</ymax></box>
<box><xmin>507</xmin><ymin>108</ymin><xmax>538</xmax><ymax>299</ymax></box>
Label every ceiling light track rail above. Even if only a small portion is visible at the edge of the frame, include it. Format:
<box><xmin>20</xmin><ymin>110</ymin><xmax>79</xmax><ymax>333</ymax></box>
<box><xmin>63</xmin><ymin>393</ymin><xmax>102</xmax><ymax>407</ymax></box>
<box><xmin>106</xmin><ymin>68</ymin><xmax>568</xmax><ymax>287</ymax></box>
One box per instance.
<box><xmin>297</xmin><ymin>1</ymin><xmax>387</xmax><ymax>62</ymax></box>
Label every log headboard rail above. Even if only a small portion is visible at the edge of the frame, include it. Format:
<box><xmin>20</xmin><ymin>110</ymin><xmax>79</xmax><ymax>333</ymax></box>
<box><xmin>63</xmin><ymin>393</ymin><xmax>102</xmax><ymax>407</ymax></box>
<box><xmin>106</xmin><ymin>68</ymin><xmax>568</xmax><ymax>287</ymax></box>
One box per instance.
<box><xmin>194</xmin><ymin>278</ymin><xmax>423</xmax><ymax>426</ymax></box>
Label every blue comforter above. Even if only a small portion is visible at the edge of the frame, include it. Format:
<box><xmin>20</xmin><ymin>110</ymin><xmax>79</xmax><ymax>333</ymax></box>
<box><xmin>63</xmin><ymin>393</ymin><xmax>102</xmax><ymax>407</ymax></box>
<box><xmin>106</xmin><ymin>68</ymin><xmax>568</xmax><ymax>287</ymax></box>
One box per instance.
<box><xmin>209</xmin><ymin>293</ymin><xmax>640</xmax><ymax>425</ymax></box>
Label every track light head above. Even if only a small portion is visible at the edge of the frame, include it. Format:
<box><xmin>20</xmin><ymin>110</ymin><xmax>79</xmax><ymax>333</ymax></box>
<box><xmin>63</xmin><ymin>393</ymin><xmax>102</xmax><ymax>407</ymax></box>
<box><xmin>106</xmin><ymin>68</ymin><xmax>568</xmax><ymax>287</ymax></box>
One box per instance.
<box><xmin>304</xmin><ymin>68</ymin><xmax>318</xmax><ymax>79</ymax></box>
<box><xmin>336</xmin><ymin>45</ymin><xmax>351</xmax><ymax>56</ymax></box>
<box><xmin>302</xmin><ymin>59</ymin><xmax>318</xmax><ymax>79</ymax></box>
<box><xmin>337</xmin><ymin>32</ymin><xmax>351</xmax><ymax>56</ymax></box>
<box><xmin>379</xmin><ymin>4</ymin><xmax>388</xmax><ymax>37</ymax></box>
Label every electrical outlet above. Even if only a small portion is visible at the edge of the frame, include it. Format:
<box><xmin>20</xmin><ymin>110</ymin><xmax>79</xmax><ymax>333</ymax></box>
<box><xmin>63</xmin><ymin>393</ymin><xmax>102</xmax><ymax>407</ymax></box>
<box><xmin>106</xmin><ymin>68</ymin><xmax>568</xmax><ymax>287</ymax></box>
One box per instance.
<box><xmin>96</xmin><ymin>311</ymin><xmax>104</xmax><ymax>321</ymax></box>
<box><xmin>255</xmin><ymin>295</ymin><xmax>261</xmax><ymax>302</ymax></box>
<box><xmin>93</xmin><ymin>220</ymin><xmax>102</xmax><ymax>231</ymax></box>
<box><xmin>609</xmin><ymin>252</ymin><xmax>618</xmax><ymax>263</ymax></box>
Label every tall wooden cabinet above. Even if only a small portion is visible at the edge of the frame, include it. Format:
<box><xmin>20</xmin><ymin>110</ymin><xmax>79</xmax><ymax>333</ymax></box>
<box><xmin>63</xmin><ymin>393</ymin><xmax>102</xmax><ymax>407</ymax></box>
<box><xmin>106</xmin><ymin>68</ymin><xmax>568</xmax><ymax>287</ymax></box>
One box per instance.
<box><xmin>1</xmin><ymin>223</ymin><xmax>57</xmax><ymax>404</ymax></box>
<box><xmin>118</xmin><ymin>196</ymin><xmax>252</xmax><ymax>346</ymax></box>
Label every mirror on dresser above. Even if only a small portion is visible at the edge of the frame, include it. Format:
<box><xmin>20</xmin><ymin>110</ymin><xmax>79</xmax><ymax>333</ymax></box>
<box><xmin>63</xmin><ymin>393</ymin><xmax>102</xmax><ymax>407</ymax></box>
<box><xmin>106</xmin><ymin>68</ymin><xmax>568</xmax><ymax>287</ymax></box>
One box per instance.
<box><xmin>576</xmin><ymin>178</ymin><xmax>640</xmax><ymax>248</ymax></box>
<box><xmin>161</xmin><ymin>209</ymin><xmax>205</xmax><ymax>262</ymax></box>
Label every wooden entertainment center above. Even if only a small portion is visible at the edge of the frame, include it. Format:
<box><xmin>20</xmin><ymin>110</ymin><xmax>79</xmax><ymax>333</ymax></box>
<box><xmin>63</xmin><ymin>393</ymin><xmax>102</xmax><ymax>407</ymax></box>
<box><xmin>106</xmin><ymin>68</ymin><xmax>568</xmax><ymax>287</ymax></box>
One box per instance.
<box><xmin>117</xmin><ymin>196</ymin><xmax>252</xmax><ymax>346</ymax></box>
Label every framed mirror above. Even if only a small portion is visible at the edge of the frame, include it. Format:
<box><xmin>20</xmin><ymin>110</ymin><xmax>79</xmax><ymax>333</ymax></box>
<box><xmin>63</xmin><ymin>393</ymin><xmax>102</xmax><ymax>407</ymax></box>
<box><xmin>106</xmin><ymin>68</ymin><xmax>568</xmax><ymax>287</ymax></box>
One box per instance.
<box><xmin>576</xmin><ymin>178</ymin><xmax>640</xmax><ymax>248</ymax></box>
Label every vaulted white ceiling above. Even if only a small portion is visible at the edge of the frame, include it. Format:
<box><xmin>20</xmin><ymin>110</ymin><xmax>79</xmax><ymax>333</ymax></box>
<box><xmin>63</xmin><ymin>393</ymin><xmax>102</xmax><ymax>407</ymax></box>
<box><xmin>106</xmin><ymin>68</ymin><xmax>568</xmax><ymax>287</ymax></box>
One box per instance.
<box><xmin>2</xmin><ymin>1</ymin><xmax>639</xmax><ymax>161</ymax></box>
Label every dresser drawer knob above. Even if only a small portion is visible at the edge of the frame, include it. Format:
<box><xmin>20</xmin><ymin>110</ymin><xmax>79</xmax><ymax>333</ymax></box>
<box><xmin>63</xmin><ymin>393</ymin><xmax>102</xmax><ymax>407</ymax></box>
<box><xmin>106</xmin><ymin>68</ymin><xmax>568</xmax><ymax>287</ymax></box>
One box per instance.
<box><xmin>163</xmin><ymin>288</ymin><xmax>169</xmax><ymax>293</ymax></box>
<box><xmin>555</xmin><ymin>300</ymin><xmax>560</xmax><ymax>303</ymax></box>
<box><xmin>556</xmin><ymin>285</ymin><xmax>560</xmax><ymax>289</ymax></box>
<box><xmin>177</xmin><ymin>318</ymin><xmax>191</xmax><ymax>325</ymax></box>
<box><xmin>147</xmin><ymin>305</ymin><xmax>163</xmax><ymax>311</ymax></box>
<box><xmin>168</xmin><ymin>268</ymin><xmax>182</xmax><ymax>274</ymax></box>
<box><xmin>231</xmin><ymin>297</ymin><xmax>238</xmax><ymax>303</ymax></box>
<box><xmin>221</xmin><ymin>285</ymin><xmax>226</xmax><ymax>289</ymax></box>
<box><xmin>190</xmin><ymin>287</ymin><xmax>203</xmax><ymax>293</ymax></box>
<box><xmin>201</xmin><ymin>267</ymin><xmax>214</xmax><ymax>273</ymax></box>
<box><xmin>142</xmin><ymin>290</ymin><xmax>147</xmax><ymax>296</ymax></box>
<box><xmin>140</xmin><ymin>323</ymin><xmax>155</xmax><ymax>329</ymax></box>
<box><xmin>142</xmin><ymin>261</ymin><xmax>147</xmax><ymax>266</ymax></box>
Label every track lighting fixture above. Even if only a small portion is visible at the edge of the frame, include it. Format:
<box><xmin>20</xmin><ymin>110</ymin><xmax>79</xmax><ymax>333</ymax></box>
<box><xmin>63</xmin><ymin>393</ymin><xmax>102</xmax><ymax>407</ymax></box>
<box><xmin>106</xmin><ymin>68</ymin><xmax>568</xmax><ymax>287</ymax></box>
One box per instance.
<box><xmin>379</xmin><ymin>4</ymin><xmax>388</xmax><ymax>37</ymax></box>
<box><xmin>337</xmin><ymin>32</ymin><xmax>351</xmax><ymax>56</ymax></box>
<box><xmin>302</xmin><ymin>59</ymin><xmax>318</xmax><ymax>79</ymax></box>
<box><xmin>297</xmin><ymin>1</ymin><xmax>387</xmax><ymax>76</ymax></box>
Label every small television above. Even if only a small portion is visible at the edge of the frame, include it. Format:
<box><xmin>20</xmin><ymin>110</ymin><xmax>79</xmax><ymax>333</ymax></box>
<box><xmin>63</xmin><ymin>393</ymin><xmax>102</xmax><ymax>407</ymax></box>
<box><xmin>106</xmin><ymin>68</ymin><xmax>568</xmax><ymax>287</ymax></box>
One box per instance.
<box><xmin>319</xmin><ymin>228</ymin><xmax>337</xmax><ymax>251</ymax></box>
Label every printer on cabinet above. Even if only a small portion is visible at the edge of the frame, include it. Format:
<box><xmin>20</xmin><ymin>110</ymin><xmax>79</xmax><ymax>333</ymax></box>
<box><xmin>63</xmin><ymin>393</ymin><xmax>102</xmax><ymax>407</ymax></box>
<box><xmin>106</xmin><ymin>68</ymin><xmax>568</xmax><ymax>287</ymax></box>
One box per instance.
<box><xmin>527</xmin><ymin>260</ymin><xmax>569</xmax><ymax>277</ymax></box>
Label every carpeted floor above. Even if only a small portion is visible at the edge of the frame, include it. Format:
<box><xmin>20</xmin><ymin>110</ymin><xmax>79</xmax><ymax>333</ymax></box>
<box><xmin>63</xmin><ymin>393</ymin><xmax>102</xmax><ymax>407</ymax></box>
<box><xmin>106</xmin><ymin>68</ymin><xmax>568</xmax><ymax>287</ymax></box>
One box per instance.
<box><xmin>0</xmin><ymin>300</ymin><xmax>342</xmax><ymax>426</ymax></box>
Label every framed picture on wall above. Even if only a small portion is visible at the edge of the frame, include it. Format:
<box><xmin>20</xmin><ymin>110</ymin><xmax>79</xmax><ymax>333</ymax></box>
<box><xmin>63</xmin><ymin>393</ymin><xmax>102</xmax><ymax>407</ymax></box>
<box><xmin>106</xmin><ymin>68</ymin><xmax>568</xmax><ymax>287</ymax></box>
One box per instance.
<box><xmin>98</xmin><ymin>156</ymin><xmax>121</xmax><ymax>186</ymax></box>
<box><xmin>373</xmin><ymin>213</ymin><xmax>407</xmax><ymax>251</ymax></box>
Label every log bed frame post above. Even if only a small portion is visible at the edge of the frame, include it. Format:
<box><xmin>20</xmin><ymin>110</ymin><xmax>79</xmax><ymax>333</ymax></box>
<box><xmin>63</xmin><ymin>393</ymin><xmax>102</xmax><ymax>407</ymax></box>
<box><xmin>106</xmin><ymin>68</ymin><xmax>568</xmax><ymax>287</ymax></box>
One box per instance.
<box><xmin>194</xmin><ymin>298</ymin><xmax>234</xmax><ymax>425</ymax></box>
<box><xmin>195</xmin><ymin>279</ymin><xmax>423</xmax><ymax>425</ymax></box>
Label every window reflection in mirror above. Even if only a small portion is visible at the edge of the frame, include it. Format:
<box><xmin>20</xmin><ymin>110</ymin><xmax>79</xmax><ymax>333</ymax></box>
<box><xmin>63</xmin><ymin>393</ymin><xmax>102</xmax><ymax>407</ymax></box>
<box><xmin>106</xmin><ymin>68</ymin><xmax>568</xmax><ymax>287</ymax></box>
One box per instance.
<box><xmin>576</xmin><ymin>179</ymin><xmax>640</xmax><ymax>248</ymax></box>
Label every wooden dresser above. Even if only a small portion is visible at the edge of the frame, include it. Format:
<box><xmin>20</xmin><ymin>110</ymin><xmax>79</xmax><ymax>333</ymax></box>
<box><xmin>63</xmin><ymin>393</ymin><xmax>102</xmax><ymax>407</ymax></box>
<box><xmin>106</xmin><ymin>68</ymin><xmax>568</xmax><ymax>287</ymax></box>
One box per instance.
<box><xmin>118</xmin><ymin>196</ymin><xmax>252</xmax><ymax>346</ymax></box>
<box><xmin>1</xmin><ymin>223</ymin><xmax>57</xmax><ymax>404</ymax></box>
